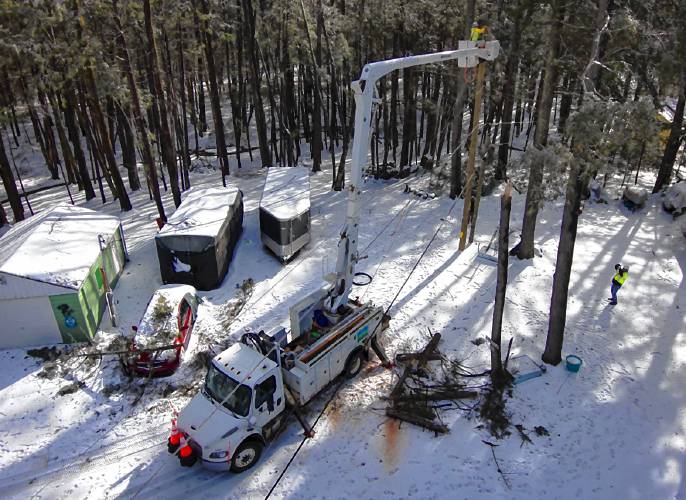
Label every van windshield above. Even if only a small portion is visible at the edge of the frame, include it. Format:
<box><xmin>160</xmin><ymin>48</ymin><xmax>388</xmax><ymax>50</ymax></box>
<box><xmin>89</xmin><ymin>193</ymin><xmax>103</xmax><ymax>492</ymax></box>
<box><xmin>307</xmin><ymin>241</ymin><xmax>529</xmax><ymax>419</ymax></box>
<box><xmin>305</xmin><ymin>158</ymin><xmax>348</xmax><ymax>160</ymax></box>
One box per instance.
<box><xmin>203</xmin><ymin>364</ymin><xmax>252</xmax><ymax>417</ymax></box>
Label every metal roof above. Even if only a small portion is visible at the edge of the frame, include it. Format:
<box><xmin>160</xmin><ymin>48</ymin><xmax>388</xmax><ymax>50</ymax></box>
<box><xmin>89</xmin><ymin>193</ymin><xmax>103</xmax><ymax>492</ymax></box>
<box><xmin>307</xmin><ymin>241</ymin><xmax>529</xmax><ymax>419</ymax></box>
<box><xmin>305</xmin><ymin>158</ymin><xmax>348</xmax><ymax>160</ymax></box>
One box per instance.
<box><xmin>259</xmin><ymin>167</ymin><xmax>310</xmax><ymax>221</ymax></box>
<box><xmin>0</xmin><ymin>204</ymin><xmax>121</xmax><ymax>293</ymax></box>
<box><xmin>157</xmin><ymin>186</ymin><xmax>241</xmax><ymax>239</ymax></box>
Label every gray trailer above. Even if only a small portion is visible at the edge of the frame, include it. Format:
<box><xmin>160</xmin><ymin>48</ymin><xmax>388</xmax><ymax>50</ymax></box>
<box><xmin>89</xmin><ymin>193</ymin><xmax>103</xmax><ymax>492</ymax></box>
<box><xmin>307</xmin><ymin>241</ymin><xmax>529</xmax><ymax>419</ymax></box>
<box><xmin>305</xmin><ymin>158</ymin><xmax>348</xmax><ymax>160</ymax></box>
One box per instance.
<box><xmin>259</xmin><ymin>167</ymin><xmax>311</xmax><ymax>262</ymax></box>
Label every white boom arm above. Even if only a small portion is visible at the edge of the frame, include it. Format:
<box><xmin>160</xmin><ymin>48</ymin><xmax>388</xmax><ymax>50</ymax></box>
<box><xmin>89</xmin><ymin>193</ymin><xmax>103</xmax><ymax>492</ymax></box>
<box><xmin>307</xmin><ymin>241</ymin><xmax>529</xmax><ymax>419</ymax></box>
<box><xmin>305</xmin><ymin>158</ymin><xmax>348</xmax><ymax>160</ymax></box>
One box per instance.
<box><xmin>326</xmin><ymin>41</ymin><xmax>500</xmax><ymax>312</ymax></box>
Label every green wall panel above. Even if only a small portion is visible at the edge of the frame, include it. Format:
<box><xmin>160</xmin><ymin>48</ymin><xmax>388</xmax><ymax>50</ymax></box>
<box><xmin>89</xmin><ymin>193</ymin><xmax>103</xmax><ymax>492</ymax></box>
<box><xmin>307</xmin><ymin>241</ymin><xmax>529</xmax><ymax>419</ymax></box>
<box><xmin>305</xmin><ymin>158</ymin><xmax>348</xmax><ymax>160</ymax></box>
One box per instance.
<box><xmin>49</xmin><ymin>293</ymin><xmax>91</xmax><ymax>343</ymax></box>
<box><xmin>48</xmin><ymin>225</ymin><xmax>127</xmax><ymax>344</ymax></box>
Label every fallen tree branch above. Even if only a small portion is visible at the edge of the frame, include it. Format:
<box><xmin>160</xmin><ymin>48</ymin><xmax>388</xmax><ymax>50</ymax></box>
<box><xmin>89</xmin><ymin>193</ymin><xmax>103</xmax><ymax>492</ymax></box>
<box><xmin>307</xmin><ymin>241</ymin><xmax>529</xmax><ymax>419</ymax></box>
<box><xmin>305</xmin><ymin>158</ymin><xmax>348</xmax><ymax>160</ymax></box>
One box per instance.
<box><xmin>386</xmin><ymin>408</ymin><xmax>448</xmax><ymax>434</ymax></box>
<box><xmin>482</xmin><ymin>440</ymin><xmax>511</xmax><ymax>490</ymax></box>
<box><xmin>390</xmin><ymin>331</ymin><xmax>442</xmax><ymax>400</ymax></box>
<box><xmin>72</xmin><ymin>343</ymin><xmax>181</xmax><ymax>357</ymax></box>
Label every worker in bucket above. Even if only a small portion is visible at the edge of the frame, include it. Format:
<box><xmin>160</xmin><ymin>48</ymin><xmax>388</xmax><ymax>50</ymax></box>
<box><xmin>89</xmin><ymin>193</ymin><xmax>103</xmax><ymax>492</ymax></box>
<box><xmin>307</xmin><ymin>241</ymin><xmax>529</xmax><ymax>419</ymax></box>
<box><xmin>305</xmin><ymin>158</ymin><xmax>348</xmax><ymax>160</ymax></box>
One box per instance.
<box><xmin>470</xmin><ymin>20</ymin><xmax>487</xmax><ymax>42</ymax></box>
<box><xmin>608</xmin><ymin>263</ymin><xmax>628</xmax><ymax>305</ymax></box>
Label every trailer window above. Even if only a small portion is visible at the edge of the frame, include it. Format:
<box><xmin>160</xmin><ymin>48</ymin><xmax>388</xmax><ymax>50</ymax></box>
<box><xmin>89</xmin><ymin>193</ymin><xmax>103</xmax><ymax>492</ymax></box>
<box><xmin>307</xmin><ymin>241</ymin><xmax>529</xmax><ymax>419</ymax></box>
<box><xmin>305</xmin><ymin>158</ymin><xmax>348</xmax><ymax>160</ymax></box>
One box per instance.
<box><xmin>204</xmin><ymin>364</ymin><xmax>252</xmax><ymax>417</ymax></box>
<box><xmin>255</xmin><ymin>376</ymin><xmax>277</xmax><ymax>409</ymax></box>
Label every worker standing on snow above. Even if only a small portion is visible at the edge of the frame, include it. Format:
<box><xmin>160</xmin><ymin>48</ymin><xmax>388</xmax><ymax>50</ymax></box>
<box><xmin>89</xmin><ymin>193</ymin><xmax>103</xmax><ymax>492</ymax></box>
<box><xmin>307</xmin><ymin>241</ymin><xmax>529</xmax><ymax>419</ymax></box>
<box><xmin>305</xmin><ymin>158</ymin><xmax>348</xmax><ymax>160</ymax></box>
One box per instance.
<box><xmin>608</xmin><ymin>264</ymin><xmax>628</xmax><ymax>305</ymax></box>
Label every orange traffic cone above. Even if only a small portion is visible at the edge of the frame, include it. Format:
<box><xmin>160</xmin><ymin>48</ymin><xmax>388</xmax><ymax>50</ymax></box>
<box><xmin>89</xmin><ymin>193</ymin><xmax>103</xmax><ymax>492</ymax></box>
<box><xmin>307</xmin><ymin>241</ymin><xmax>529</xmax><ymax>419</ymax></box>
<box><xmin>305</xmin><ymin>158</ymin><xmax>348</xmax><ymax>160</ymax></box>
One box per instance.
<box><xmin>178</xmin><ymin>436</ymin><xmax>197</xmax><ymax>467</ymax></box>
<box><xmin>167</xmin><ymin>418</ymin><xmax>182</xmax><ymax>453</ymax></box>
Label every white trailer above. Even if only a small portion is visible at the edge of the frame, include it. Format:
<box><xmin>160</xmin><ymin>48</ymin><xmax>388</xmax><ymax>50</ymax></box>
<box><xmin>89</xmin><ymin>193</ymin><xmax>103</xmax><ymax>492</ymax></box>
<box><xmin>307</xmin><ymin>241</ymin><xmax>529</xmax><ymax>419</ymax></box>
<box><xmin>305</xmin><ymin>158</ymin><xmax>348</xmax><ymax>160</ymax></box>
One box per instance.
<box><xmin>171</xmin><ymin>40</ymin><xmax>500</xmax><ymax>473</ymax></box>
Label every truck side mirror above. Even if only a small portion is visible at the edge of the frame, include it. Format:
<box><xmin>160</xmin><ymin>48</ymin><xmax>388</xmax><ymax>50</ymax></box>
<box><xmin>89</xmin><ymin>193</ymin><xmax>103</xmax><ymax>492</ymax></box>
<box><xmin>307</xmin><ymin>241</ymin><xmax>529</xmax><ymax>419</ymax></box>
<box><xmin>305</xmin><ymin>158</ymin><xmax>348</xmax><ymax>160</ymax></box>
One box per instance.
<box><xmin>131</xmin><ymin>325</ymin><xmax>138</xmax><ymax>332</ymax></box>
<box><xmin>267</xmin><ymin>397</ymin><xmax>274</xmax><ymax>413</ymax></box>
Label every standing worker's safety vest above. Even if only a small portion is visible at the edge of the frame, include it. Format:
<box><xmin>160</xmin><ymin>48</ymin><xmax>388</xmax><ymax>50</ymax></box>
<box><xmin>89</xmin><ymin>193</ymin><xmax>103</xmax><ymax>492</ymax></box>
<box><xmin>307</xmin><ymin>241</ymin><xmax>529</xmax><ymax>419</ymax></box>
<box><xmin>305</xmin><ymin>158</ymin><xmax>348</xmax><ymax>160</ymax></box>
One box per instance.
<box><xmin>613</xmin><ymin>271</ymin><xmax>628</xmax><ymax>286</ymax></box>
<box><xmin>470</xmin><ymin>27</ymin><xmax>486</xmax><ymax>42</ymax></box>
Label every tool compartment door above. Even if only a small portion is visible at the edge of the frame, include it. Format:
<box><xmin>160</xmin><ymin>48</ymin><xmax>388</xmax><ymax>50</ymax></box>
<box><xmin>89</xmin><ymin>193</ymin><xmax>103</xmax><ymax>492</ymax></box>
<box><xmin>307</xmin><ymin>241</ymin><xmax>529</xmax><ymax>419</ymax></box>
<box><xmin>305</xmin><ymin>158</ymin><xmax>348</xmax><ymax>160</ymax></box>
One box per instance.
<box><xmin>330</xmin><ymin>338</ymin><xmax>348</xmax><ymax>377</ymax></box>
<box><xmin>312</xmin><ymin>355</ymin><xmax>331</xmax><ymax>394</ymax></box>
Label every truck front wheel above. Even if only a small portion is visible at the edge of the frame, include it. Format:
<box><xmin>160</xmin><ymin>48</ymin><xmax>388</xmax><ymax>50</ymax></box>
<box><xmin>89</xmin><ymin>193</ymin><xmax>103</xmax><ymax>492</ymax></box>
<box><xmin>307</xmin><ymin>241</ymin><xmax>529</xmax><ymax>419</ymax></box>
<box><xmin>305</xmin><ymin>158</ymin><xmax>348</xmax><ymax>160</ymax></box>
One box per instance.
<box><xmin>230</xmin><ymin>440</ymin><xmax>264</xmax><ymax>473</ymax></box>
<box><xmin>344</xmin><ymin>350</ymin><xmax>364</xmax><ymax>378</ymax></box>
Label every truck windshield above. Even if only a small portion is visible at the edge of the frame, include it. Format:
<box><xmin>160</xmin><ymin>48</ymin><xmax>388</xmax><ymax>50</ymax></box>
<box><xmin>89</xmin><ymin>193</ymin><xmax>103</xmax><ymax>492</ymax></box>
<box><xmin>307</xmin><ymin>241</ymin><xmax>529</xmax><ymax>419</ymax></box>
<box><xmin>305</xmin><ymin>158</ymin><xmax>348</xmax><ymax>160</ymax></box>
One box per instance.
<box><xmin>204</xmin><ymin>364</ymin><xmax>252</xmax><ymax>417</ymax></box>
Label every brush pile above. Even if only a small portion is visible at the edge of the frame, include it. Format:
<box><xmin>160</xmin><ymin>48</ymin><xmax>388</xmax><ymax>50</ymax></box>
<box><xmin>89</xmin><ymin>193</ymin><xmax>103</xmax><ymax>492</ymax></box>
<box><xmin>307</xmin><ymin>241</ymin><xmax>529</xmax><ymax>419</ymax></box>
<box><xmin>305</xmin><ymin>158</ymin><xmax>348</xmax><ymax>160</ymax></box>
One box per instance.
<box><xmin>385</xmin><ymin>331</ymin><xmax>480</xmax><ymax>434</ymax></box>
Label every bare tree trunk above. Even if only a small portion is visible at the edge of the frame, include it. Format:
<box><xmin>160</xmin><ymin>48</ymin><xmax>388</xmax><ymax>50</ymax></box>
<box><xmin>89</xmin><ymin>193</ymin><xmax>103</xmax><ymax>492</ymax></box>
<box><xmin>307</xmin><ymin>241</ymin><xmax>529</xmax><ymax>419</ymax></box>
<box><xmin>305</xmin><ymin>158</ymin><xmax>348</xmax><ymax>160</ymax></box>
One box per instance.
<box><xmin>496</xmin><ymin>2</ymin><xmax>528</xmax><ymax>180</ymax></box>
<box><xmin>112</xmin><ymin>0</ymin><xmax>165</xmax><ymax>221</ymax></box>
<box><xmin>178</xmin><ymin>21</ymin><xmax>191</xmax><ymax>187</ymax></box>
<box><xmin>333</xmin><ymin>81</ymin><xmax>353</xmax><ymax>190</ymax></box>
<box><xmin>199</xmin><ymin>0</ymin><xmax>230</xmax><ymax>184</ymax></box>
<box><xmin>281</xmin><ymin>11</ymin><xmax>300</xmax><ymax>164</ymax></box>
<box><xmin>421</xmin><ymin>72</ymin><xmax>441</xmax><ymax>159</ymax></box>
<box><xmin>491</xmin><ymin>183</ymin><xmax>512</xmax><ymax>385</ymax></box>
<box><xmin>542</xmin><ymin>160</ymin><xmax>586</xmax><ymax>365</ymax></box>
<box><xmin>226</xmin><ymin>42</ymin><xmax>243</xmax><ymax>169</ymax></box>
<box><xmin>311</xmin><ymin>0</ymin><xmax>324</xmax><ymax>172</ymax></box>
<box><xmin>143</xmin><ymin>0</ymin><xmax>181</xmax><ymax>207</ymax></box>
<box><xmin>48</xmin><ymin>92</ymin><xmax>78</xmax><ymax>186</ymax></box>
<box><xmin>400</xmin><ymin>68</ymin><xmax>417</xmax><ymax>174</ymax></box>
<box><xmin>1</xmin><ymin>70</ymin><xmax>21</xmax><ymax>146</ymax></box>
<box><xmin>71</xmin><ymin>0</ymin><xmax>129</xmax><ymax>210</ymax></box>
<box><xmin>653</xmin><ymin>82</ymin><xmax>685</xmax><ymax>193</ymax></box>
<box><xmin>515</xmin><ymin>1</ymin><xmax>564</xmax><ymax>260</ymax></box>
<box><xmin>63</xmin><ymin>85</ymin><xmax>96</xmax><ymax>200</ymax></box>
<box><xmin>75</xmin><ymin>83</ymin><xmax>107</xmax><ymax>203</ymax></box>
<box><xmin>469</xmin><ymin>140</ymin><xmax>494</xmax><ymax>242</ymax></box>
<box><xmin>37</xmin><ymin>87</ymin><xmax>62</xmax><ymax>181</ymax></box>
<box><xmin>557</xmin><ymin>73</ymin><xmax>576</xmax><ymax>135</ymax></box>
<box><xmin>116</xmin><ymin>101</ymin><xmax>141</xmax><ymax>191</ymax></box>
<box><xmin>0</xmin><ymin>129</ymin><xmax>24</xmax><ymax>222</ymax></box>
<box><xmin>84</xmin><ymin>70</ymin><xmax>132</xmax><ymax>211</ymax></box>
<box><xmin>242</xmin><ymin>0</ymin><xmax>272</xmax><ymax>167</ymax></box>
<box><xmin>449</xmin><ymin>0</ymin><xmax>475</xmax><ymax>198</ymax></box>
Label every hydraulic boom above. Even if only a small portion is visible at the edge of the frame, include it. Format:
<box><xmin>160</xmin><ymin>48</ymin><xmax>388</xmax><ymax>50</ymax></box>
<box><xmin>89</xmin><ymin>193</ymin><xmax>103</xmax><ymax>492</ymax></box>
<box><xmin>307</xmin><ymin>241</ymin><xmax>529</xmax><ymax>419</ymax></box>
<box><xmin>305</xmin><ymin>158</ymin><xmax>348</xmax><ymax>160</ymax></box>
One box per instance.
<box><xmin>326</xmin><ymin>41</ymin><xmax>500</xmax><ymax>312</ymax></box>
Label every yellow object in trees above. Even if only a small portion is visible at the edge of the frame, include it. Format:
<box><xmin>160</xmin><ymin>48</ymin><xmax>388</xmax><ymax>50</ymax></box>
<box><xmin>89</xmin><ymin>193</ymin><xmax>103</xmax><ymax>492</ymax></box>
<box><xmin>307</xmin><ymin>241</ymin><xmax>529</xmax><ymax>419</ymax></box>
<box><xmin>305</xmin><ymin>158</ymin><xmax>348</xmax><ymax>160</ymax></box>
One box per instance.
<box><xmin>470</xmin><ymin>26</ymin><xmax>486</xmax><ymax>42</ymax></box>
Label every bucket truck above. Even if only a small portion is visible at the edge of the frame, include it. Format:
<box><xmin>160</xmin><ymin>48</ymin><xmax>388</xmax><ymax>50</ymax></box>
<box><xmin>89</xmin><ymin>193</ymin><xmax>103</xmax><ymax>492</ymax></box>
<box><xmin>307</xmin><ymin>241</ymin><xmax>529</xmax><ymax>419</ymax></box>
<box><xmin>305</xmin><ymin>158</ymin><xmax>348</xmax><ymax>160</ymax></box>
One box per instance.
<box><xmin>169</xmin><ymin>40</ymin><xmax>500</xmax><ymax>473</ymax></box>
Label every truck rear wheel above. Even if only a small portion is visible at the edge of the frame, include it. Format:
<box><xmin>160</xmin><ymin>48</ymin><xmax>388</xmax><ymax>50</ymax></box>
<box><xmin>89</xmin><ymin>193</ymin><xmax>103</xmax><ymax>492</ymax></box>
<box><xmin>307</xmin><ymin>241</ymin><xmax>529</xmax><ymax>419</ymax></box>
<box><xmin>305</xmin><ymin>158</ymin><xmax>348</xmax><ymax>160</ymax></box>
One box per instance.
<box><xmin>344</xmin><ymin>350</ymin><xmax>364</xmax><ymax>378</ymax></box>
<box><xmin>230</xmin><ymin>440</ymin><xmax>263</xmax><ymax>473</ymax></box>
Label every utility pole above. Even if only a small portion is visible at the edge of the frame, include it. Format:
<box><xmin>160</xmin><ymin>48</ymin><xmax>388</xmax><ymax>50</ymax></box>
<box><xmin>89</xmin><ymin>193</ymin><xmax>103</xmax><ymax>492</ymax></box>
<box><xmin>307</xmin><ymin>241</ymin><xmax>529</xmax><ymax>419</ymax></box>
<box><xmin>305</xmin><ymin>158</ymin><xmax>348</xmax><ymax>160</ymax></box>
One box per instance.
<box><xmin>459</xmin><ymin>62</ymin><xmax>486</xmax><ymax>251</ymax></box>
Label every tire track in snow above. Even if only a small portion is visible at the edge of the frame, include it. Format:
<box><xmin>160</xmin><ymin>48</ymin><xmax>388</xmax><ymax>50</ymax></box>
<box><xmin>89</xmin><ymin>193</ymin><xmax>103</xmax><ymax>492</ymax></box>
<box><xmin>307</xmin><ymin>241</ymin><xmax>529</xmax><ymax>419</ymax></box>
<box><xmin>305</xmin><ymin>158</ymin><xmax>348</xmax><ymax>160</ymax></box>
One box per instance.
<box><xmin>3</xmin><ymin>426</ymin><xmax>168</xmax><ymax>495</ymax></box>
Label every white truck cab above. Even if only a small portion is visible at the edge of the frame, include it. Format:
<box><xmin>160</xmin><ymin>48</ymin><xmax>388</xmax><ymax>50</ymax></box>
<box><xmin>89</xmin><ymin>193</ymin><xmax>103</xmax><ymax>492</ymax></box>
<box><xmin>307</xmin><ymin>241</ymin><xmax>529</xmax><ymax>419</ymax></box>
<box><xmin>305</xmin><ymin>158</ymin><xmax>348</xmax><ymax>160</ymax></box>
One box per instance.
<box><xmin>175</xmin><ymin>342</ymin><xmax>286</xmax><ymax>471</ymax></box>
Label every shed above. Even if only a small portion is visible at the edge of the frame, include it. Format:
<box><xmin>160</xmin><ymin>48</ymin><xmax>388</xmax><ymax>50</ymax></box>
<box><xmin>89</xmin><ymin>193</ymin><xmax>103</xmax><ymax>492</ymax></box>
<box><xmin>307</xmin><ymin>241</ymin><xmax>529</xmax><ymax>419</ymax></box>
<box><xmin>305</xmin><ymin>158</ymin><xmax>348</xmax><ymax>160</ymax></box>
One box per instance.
<box><xmin>0</xmin><ymin>204</ymin><xmax>126</xmax><ymax>349</ymax></box>
<box><xmin>259</xmin><ymin>167</ymin><xmax>311</xmax><ymax>261</ymax></box>
<box><xmin>155</xmin><ymin>186</ymin><xmax>243</xmax><ymax>290</ymax></box>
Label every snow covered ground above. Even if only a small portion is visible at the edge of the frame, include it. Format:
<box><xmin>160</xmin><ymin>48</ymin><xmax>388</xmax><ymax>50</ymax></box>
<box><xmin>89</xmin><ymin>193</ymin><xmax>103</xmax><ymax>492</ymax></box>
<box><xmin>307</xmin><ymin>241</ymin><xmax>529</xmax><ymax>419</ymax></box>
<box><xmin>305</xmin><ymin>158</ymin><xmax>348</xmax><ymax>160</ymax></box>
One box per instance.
<box><xmin>1</xmin><ymin>142</ymin><xmax>685</xmax><ymax>500</ymax></box>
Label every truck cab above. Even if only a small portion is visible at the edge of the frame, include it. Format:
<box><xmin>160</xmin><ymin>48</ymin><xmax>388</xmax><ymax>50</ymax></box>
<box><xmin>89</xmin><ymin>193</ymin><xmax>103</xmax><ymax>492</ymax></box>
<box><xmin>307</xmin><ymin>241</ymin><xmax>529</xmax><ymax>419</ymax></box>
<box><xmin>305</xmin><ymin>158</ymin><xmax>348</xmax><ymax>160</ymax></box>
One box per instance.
<box><xmin>175</xmin><ymin>342</ymin><xmax>287</xmax><ymax>472</ymax></box>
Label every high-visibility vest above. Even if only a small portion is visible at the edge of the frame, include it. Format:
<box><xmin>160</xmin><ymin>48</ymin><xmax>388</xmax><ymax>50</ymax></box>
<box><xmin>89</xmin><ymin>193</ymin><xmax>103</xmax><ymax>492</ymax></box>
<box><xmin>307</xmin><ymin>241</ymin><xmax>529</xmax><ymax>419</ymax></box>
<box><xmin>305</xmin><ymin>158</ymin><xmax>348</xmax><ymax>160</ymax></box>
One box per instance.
<box><xmin>470</xmin><ymin>27</ymin><xmax>486</xmax><ymax>42</ymax></box>
<box><xmin>613</xmin><ymin>271</ymin><xmax>628</xmax><ymax>285</ymax></box>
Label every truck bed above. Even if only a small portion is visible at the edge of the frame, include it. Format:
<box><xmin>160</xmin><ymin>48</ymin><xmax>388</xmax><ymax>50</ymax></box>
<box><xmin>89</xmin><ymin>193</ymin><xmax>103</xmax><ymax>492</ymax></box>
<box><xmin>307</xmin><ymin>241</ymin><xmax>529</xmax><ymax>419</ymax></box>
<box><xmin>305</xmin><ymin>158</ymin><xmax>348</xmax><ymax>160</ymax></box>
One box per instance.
<box><xmin>281</xmin><ymin>302</ymin><xmax>383</xmax><ymax>405</ymax></box>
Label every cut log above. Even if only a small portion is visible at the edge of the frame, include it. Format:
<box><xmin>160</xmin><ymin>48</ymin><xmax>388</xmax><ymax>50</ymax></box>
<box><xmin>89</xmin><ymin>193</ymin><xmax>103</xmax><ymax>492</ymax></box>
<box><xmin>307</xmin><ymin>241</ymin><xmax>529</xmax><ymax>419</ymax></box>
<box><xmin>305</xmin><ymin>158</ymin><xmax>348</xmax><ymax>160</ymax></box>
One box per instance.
<box><xmin>397</xmin><ymin>389</ymin><xmax>478</xmax><ymax>402</ymax></box>
<box><xmin>386</xmin><ymin>408</ymin><xmax>449</xmax><ymax>433</ymax></box>
<box><xmin>395</xmin><ymin>352</ymin><xmax>442</xmax><ymax>363</ymax></box>
<box><xmin>389</xmin><ymin>331</ymin><xmax>441</xmax><ymax>400</ymax></box>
